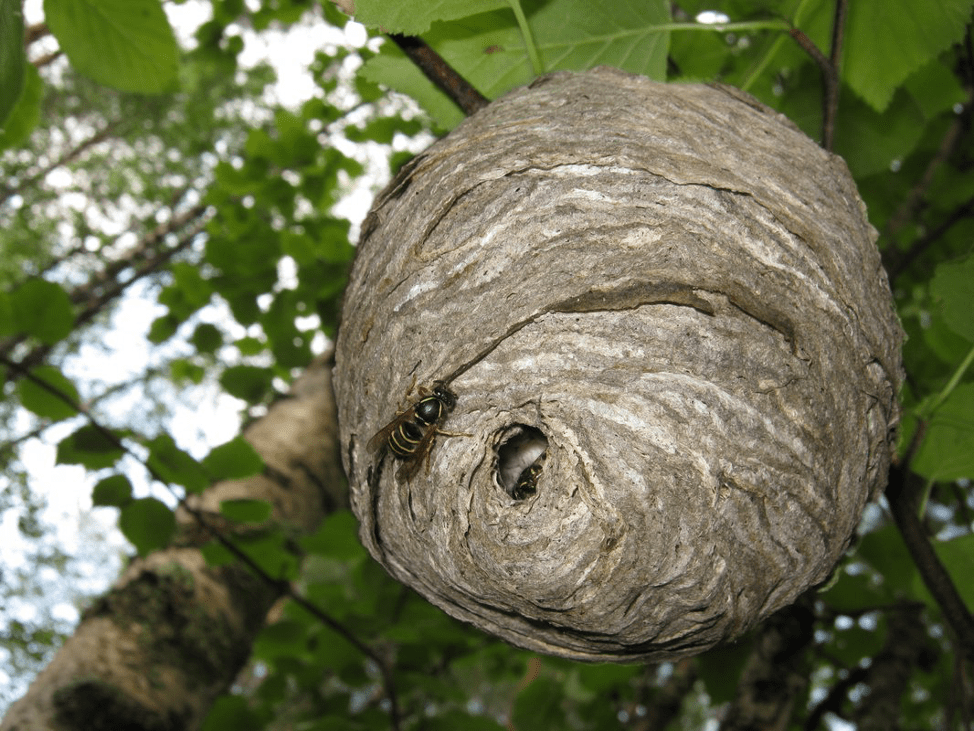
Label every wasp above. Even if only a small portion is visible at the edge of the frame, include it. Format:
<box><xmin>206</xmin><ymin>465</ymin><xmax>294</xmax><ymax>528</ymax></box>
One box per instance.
<box><xmin>512</xmin><ymin>452</ymin><xmax>545</xmax><ymax>500</ymax></box>
<box><xmin>367</xmin><ymin>383</ymin><xmax>458</xmax><ymax>481</ymax></box>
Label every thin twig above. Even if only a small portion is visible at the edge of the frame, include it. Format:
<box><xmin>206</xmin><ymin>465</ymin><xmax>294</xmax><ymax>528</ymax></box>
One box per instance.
<box><xmin>884</xmin><ymin>194</ymin><xmax>974</xmax><ymax>283</ymax></box>
<box><xmin>635</xmin><ymin>658</ymin><xmax>698</xmax><ymax>731</ymax></box>
<box><xmin>885</xmin><ymin>465</ymin><xmax>974</xmax><ymax>663</ymax></box>
<box><xmin>788</xmin><ymin>28</ymin><xmax>839</xmax><ymax>150</ymax></box>
<box><xmin>803</xmin><ymin>665</ymin><xmax>868</xmax><ymax>730</ymax></box>
<box><xmin>32</xmin><ymin>50</ymin><xmax>63</xmax><ymax>69</ymax></box>
<box><xmin>879</xmin><ymin>65</ymin><xmax>973</xmax><ymax>266</ymax></box>
<box><xmin>25</xmin><ymin>22</ymin><xmax>50</xmax><ymax>46</ymax></box>
<box><xmin>0</xmin><ymin>212</ymin><xmax>208</xmax><ymax>373</ymax></box>
<box><xmin>388</xmin><ymin>34</ymin><xmax>489</xmax><ymax>116</ymax></box>
<box><xmin>719</xmin><ymin>595</ymin><xmax>816</xmax><ymax>731</ymax></box>
<box><xmin>823</xmin><ymin>0</ymin><xmax>848</xmax><ymax>151</ymax></box>
<box><xmin>0</xmin><ymin>120</ymin><xmax>123</xmax><ymax>205</ymax></box>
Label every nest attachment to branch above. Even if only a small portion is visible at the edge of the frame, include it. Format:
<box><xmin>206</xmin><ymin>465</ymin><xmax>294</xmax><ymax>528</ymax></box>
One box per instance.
<box><xmin>333</xmin><ymin>67</ymin><xmax>903</xmax><ymax>662</ymax></box>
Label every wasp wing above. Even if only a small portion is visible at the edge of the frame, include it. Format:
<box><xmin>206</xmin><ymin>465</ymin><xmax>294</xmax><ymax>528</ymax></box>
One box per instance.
<box><xmin>367</xmin><ymin>405</ymin><xmax>416</xmax><ymax>454</ymax></box>
<box><xmin>395</xmin><ymin>426</ymin><xmax>441</xmax><ymax>481</ymax></box>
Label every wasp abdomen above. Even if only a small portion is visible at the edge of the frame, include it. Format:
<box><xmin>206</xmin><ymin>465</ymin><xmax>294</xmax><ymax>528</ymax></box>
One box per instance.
<box><xmin>389</xmin><ymin>420</ymin><xmax>424</xmax><ymax>458</ymax></box>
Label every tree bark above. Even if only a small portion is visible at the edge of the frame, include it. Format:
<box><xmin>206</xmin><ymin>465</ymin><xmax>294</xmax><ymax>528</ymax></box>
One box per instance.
<box><xmin>1</xmin><ymin>355</ymin><xmax>345</xmax><ymax>731</ymax></box>
<box><xmin>852</xmin><ymin>603</ymin><xmax>932</xmax><ymax>731</ymax></box>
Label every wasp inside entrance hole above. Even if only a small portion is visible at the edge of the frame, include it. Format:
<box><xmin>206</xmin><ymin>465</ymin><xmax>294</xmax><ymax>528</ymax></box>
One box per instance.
<box><xmin>496</xmin><ymin>425</ymin><xmax>547</xmax><ymax>500</ymax></box>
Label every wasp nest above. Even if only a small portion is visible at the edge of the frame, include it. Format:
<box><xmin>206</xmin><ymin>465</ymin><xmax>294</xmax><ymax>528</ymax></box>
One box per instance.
<box><xmin>333</xmin><ymin>67</ymin><xmax>902</xmax><ymax>662</ymax></box>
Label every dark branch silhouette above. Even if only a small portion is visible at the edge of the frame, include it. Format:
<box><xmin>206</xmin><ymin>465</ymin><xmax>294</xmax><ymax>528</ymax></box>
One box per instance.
<box><xmin>788</xmin><ymin>27</ymin><xmax>840</xmax><ymax>151</ymax></box>
<box><xmin>885</xmin><ymin>465</ymin><xmax>974</xmax><ymax>663</ymax></box>
<box><xmin>388</xmin><ymin>34</ymin><xmax>489</xmax><ymax>116</ymax></box>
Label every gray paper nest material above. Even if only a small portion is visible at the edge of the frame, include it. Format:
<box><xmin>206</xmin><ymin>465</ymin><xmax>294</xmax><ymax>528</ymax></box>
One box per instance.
<box><xmin>333</xmin><ymin>67</ymin><xmax>903</xmax><ymax>662</ymax></box>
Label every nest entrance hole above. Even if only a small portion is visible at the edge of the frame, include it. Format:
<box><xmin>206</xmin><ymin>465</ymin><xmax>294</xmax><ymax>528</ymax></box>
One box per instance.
<box><xmin>496</xmin><ymin>425</ymin><xmax>548</xmax><ymax>499</ymax></box>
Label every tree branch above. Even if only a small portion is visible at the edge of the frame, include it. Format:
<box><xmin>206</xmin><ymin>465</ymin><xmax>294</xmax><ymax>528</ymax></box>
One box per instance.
<box><xmin>883</xmin><ymin>194</ymin><xmax>974</xmax><ymax>283</ymax></box>
<box><xmin>388</xmin><ymin>34</ymin><xmax>489</xmax><ymax>116</ymax></box>
<box><xmin>0</xmin><ymin>203</ymin><xmax>209</xmax><ymax>372</ymax></box>
<box><xmin>824</xmin><ymin>0</ymin><xmax>848</xmax><ymax>151</ymax></box>
<box><xmin>804</xmin><ymin>664</ymin><xmax>869</xmax><ymax>731</ymax></box>
<box><xmin>886</xmin><ymin>465</ymin><xmax>974</xmax><ymax>662</ymax></box>
<box><xmin>851</xmin><ymin>603</ymin><xmax>933</xmax><ymax>731</ymax></box>
<box><xmin>634</xmin><ymin>658</ymin><xmax>698</xmax><ymax>731</ymax></box>
<box><xmin>0</xmin><ymin>120</ymin><xmax>123</xmax><ymax>205</ymax></box>
<box><xmin>879</xmin><ymin>76</ymin><xmax>972</xmax><ymax>274</ymax></box>
<box><xmin>719</xmin><ymin>595</ymin><xmax>816</xmax><ymax>731</ymax></box>
<box><xmin>25</xmin><ymin>22</ymin><xmax>50</xmax><ymax>46</ymax></box>
<box><xmin>788</xmin><ymin>28</ymin><xmax>840</xmax><ymax>151</ymax></box>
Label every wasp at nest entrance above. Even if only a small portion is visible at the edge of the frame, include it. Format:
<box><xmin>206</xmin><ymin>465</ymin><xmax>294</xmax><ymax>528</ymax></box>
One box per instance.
<box><xmin>496</xmin><ymin>425</ymin><xmax>548</xmax><ymax>500</ymax></box>
<box><xmin>367</xmin><ymin>382</ymin><xmax>458</xmax><ymax>481</ymax></box>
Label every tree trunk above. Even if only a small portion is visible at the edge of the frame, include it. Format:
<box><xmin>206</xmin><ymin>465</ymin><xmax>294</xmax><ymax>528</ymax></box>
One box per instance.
<box><xmin>1</xmin><ymin>355</ymin><xmax>345</xmax><ymax>731</ymax></box>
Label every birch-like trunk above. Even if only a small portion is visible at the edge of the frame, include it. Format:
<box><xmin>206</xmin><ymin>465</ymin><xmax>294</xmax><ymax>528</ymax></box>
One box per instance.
<box><xmin>1</xmin><ymin>355</ymin><xmax>343</xmax><ymax>731</ymax></box>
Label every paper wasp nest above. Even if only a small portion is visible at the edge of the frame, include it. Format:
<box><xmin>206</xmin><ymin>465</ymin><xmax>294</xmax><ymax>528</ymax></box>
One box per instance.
<box><xmin>333</xmin><ymin>67</ymin><xmax>902</xmax><ymax>662</ymax></box>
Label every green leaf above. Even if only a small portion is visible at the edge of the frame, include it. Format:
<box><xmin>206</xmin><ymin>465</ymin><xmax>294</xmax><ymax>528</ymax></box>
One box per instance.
<box><xmin>299</xmin><ymin>510</ymin><xmax>367</xmax><ymax>561</ymax></box>
<box><xmin>190</xmin><ymin>323</ymin><xmax>223</xmax><ymax>354</ymax></box>
<box><xmin>253</xmin><ymin>618</ymin><xmax>308</xmax><ymax>661</ymax></box>
<box><xmin>362</xmin><ymin>0</ymin><xmax>670</xmax><ymax>128</ymax></box>
<box><xmin>575</xmin><ymin>663</ymin><xmax>640</xmax><ymax>692</ymax></box>
<box><xmin>819</xmin><ymin>567</ymin><xmax>889</xmax><ymax>613</ymax></box>
<box><xmin>200</xmin><ymin>540</ymin><xmax>235</xmax><ymax>567</ymax></box>
<box><xmin>345</xmin><ymin>115</ymin><xmax>424</xmax><ymax>144</ymax></box>
<box><xmin>11</xmin><ymin>279</ymin><xmax>74</xmax><ymax>344</ymax></box>
<box><xmin>908</xmin><ymin>534</ymin><xmax>974</xmax><ymax>615</ymax></box>
<box><xmin>833</xmin><ymin>89</ymin><xmax>926</xmax><ymax>178</ymax></box>
<box><xmin>202</xmin><ymin>437</ymin><xmax>264</xmax><ymax>480</ymax></box>
<box><xmin>220</xmin><ymin>364</ymin><xmax>273</xmax><ymax>403</ymax></box>
<box><xmin>921</xmin><ymin>307</ymin><xmax>971</xmax><ymax>366</ymax></box>
<box><xmin>828</xmin><ymin>623</ymin><xmax>884</xmax><ymax>669</ymax></box>
<box><xmin>697</xmin><ymin>639</ymin><xmax>751</xmax><ymax>704</ymax></box>
<box><xmin>200</xmin><ymin>695</ymin><xmax>262</xmax><ymax>731</ymax></box>
<box><xmin>158</xmin><ymin>261</ymin><xmax>213</xmax><ymax>319</ymax></box>
<box><xmin>425</xmin><ymin>712</ymin><xmax>505</xmax><ymax>731</ymax></box>
<box><xmin>0</xmin><ymin>0</ymin><xmax>25</xmax><ymax>128</ymax></box>
<box><xmin>842</xmin><ymin>0</ymin><xmax>974</xmax><ymax>112</ymax></box>
<box><xmin>17</xmin><ymin>366</ymin><xmax>79</xmax><ymax>420</ymax></box>
<box><xmin>43</xmin><ymin>0</ymin><xmax>180</xmax><ymax>94</ymax></box>
<box><xmin>0</xmin><ymin>63</ymin><xmax>43</xmax><ymax>150</ymax></box>
<box><xmin>56</xmin><ymin>424</ymin><xmax>125</xmax><ymax>469</ymax></box>
<box><xmin>0</xmin><ymin>293</ymin><xmax>13</xmax><ymax>335</ymax></box>
<box><xmin>234</xmin><ymin>336</ymin><xmax>265</xmax><ymax>356</ymax></box>
<box><xmin>512</xmin><ymin>675</ymin><xmax>566</xmax><ymax>728</ymax></box>
<box><xmin>147</xmin><ymin>434</ymin><xmax>210</xmax><ymax>493</ymax></box>
<box><xmin>170</xmin><ymin>358</ymin><xmax>205</xmax><ymax>385</ymax></box>
<box><xmin>280</xmin><ymin>230</ymin><xmax>317</xmax><ymax>265</ymax></box>
<box><xmin>904</xmin><ymin>60</ymin><xmax>969</xmax><ymax>120</ymax></box>
<box><xmin>355</xmin><ymin>0</ymin><xmax>508</xmax><ymax>35</ymax></box>
<box><xmin>930</xmin><ymin>254</ymin><xmax>974</xmax><ymax>342</ymax></box>
<box><xmin>431</xmin><ymin>0</ymin><xmax>670</xmax><ymax>91</ymax></box>
<box><xmin>148</xmin><ymin>313</ymin><xmax>180</xmax><ymax>344</ymax></box>
<box><xmin>240</xmin><ymin>531</ymin><xmax>300</xmax><ymax>581</ymax></box>
<box><xmin>856</xmin><ymin>525</ymin><xmax>919</xmax><ymax>597</ymax></box>
<box><xmin>119</xmin><ymin>497</ymin><xmax>176</xmax><ymax>556</ymax></box>
<box><xmin>92</xmin><ymin>474</ymin><xmax>133</xmax><ymax>507</ymax></box>
<box><xmin>911</xmin><ymin>383</ymin><xmax>974</xmax><ymax>482</ymax></box>
<box><xmin>220</xmin><ymin>499</ymin><xmax>273</xmax><ymax>523</ymax></box>
<box><xmin>930</xmin><ymin>534</ymin><xmax>974</xmax><ymax>611</ymax></box>
<box><xmin>360</xmin><ymin>50</ymin><xmax>466</xmax><ymax>130</ymax></box>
